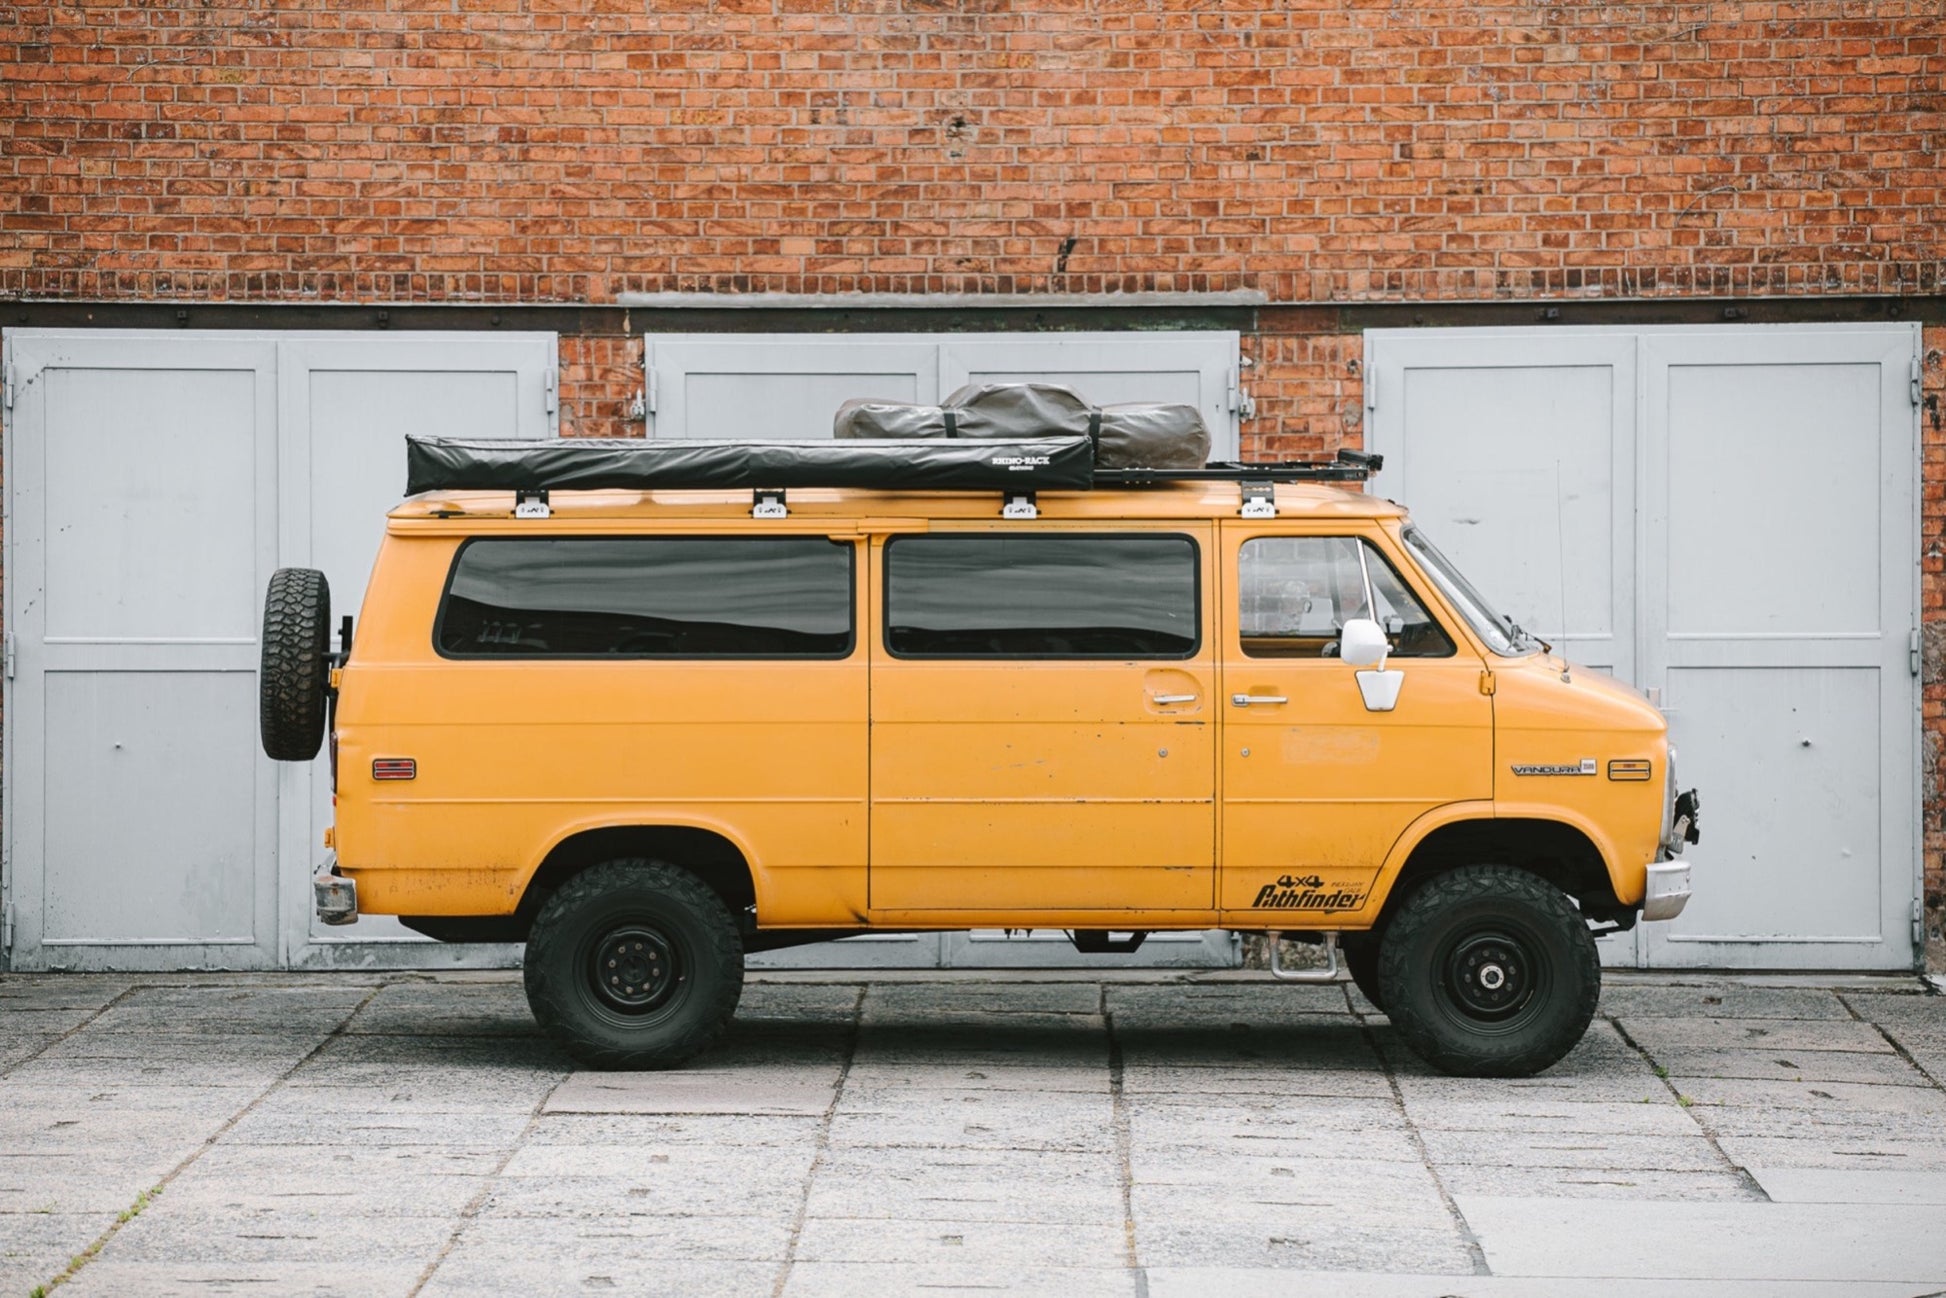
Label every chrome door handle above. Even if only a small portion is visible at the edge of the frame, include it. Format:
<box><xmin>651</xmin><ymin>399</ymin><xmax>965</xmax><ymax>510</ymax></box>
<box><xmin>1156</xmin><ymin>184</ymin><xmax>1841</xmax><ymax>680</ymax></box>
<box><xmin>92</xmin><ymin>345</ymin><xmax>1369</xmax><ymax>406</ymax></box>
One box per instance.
<box><xmin>1231</xmin><ymin>694</ymin><xmax>1288</xmax><ymax>707</ymax></box>
<box><xmin>1150</xmin><ymin>694</ymin><xmax>1198</xmax><ymax>705</ymax></box>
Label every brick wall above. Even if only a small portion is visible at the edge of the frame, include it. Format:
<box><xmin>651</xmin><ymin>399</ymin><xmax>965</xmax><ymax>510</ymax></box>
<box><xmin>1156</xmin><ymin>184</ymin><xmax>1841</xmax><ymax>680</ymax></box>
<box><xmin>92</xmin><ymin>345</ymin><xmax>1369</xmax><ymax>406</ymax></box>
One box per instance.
<box><xmin>4</xmin><ymin>0</ymin><xmax>1945</xmax><ymax>962</ymax></box>
<box><xmin>2</xmin><ymin>0</ymin><xmax>1940</xmax><ymax>302</ymax></box>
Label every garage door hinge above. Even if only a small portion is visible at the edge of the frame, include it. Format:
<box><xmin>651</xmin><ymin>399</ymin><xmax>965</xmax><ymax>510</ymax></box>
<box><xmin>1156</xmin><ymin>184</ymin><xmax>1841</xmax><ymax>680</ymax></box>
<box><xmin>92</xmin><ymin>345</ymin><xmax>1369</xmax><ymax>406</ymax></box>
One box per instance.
<box><xmin>4</xmin><ymin>634</ymin><xmax>15</xmax><ymax>680</ymax></box>
<box><xmin>1912</xmin><ymin>627</ymin><xmax>1923</xmax><ymax>678</ymax></box>
<box><xmin>1</xmin><ymin>903</ymin><xmax>13</xmax><ymax>955</ymax></box>
<box><xmin>543</xmin><ymin>369</ymin><xmax>559</xmax><ymax>416</ymax></box>
<box><xmin>1914</xmin><ymin>357</ymin><xmax>1925</xmax><ymax>408</ymax></box>
<box><xmin>1226</xmin><ymin>372</ymin><xmax>1255</xmax><ymax>421</ymax></box>
<box><xmin>2</xmin><ymin>360</ymin><xmax>13</xmax><ymax>411</ymax></box>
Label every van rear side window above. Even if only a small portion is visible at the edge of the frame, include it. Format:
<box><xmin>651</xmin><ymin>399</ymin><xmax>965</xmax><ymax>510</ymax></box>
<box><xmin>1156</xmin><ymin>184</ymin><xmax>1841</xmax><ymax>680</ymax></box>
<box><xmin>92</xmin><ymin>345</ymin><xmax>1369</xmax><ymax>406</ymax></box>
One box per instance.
<box><xmin>437</xmin><ymin>537</ymin><xmax>854</xmax><ymax>658</ymax></box>
<box><xmin>885</xmin><ymin>534</ymin><xmax>1199</xmax><ymax>658</ymax></box>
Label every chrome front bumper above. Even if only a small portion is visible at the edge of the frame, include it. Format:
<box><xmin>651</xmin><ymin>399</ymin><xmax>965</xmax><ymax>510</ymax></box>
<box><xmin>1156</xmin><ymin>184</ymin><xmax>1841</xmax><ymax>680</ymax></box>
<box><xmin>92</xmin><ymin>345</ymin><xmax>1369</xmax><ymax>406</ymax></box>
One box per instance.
<box><xmin>1642</xmin><ymin>860</ymin><xmax>1692</xmax><ymax>922</ymax></box>
<box><xmin>313</xmin><ymin>857</ymin><xmax>359</xmax><ymax>926</ymax></box>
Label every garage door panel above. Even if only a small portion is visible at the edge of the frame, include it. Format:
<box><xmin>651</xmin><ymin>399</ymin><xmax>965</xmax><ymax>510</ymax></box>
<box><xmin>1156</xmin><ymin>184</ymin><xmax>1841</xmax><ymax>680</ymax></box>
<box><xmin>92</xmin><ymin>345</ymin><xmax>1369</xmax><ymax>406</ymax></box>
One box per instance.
<box><xmin>1666</xmin><ymin>362</ymin><xmax>1883</xmax><ymax>638</ymax></box>
<box><xmin>45</xmin><ymin>366</ymin><xmax>261</xmax><ymax>642</ymax></box>
<box><xmin>303</xmin><ymin>366</ymin><xmax>524</xmax><ymax>625</ymax></box>
<box><xmin>1368</xmin><ymin>323</ymin><xmax>1919</xmax><ymax>971</ymax></box>
<box><xmin>42</xmin><ymin>671</ymin><xmax>262</xmax><ymax>945</ymax></box>
<box><xmin>1372</xmin><ymin>338</ymin><xmax>1634</xmax><ymax>681</ymax></box>
<box><xmin>1662</xmin><ymin>665</ymin><xmax>1881</xmax><ymax>942</ymax></box>
<box><xmin>649</xmin><ymin>338</ymin><xmax>939</xmax><ymax>441</ymax></box>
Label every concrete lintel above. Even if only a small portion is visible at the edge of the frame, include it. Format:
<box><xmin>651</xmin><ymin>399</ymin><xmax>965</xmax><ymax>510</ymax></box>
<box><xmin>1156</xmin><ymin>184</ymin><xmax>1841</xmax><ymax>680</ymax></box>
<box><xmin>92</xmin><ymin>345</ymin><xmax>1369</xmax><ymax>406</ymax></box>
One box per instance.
<box><xmin>613</xmin><ymin>290</ymin><xmax>1270</xmax><ymax>310</ymax></box>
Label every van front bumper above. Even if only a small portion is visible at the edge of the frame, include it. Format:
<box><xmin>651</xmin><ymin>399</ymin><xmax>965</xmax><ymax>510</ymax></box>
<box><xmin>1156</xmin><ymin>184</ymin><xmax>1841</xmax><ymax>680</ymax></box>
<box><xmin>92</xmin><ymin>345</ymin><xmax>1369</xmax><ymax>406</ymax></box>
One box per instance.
<box><xmin>1642</xmin><ymin>861</ymin><xmax>1692</xmax><ymax>922</ymax></box>
<box><xmin>313</xmin><ymin>857</ymin><xmax>359</xmax><ymax>926</ymax></box>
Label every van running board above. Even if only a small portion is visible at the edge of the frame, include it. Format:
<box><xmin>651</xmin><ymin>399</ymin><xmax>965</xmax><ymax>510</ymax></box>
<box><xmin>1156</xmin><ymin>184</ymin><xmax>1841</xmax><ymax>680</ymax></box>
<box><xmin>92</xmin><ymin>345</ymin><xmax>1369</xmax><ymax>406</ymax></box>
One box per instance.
<box><xmin>1268</xmin><ymin>931</ymin><xmax>1343</xmax><ymax>983</ymax></box>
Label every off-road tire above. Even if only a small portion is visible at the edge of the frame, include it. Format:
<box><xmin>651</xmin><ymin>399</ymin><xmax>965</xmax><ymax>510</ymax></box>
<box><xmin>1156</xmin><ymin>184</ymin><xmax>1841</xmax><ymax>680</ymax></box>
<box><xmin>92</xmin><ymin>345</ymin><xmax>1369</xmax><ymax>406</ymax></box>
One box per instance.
<box><xmin>259</xmin><ymin>568</ymin><xmax>331</xmax><ymax>761</ymax></box>
<box><xmin>1341</xmin><ymin>935</ymin><xmax>1384</xmax><ymax>1012</ymax></box>
<box><xmin>523</xmin><ymin>859</ymin><xmax>744</xmax><ymax>1069</ymax></box>
<box><xmin>1377</xmin><ymin>865</ymin><xmax>1599</xmax><ymax>1078</ymax></box>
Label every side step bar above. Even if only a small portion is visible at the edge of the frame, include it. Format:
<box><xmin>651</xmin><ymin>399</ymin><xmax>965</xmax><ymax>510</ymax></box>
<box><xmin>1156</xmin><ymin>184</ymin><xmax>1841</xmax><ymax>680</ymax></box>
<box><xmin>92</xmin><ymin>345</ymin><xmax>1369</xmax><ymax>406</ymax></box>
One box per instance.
<box><xmin>1267</xmin><ymin>931</ymin><xmax>1342</xmax><ymax>983</ymax></box>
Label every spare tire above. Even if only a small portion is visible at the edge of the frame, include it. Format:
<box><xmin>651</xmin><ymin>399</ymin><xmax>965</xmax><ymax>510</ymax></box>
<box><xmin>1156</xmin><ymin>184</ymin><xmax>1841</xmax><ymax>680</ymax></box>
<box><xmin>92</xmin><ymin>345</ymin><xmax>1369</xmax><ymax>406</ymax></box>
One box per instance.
<box><xmin>259</xmin><ymin>568</ymin><xmax>331</xmax><ymax>761</ymax></box>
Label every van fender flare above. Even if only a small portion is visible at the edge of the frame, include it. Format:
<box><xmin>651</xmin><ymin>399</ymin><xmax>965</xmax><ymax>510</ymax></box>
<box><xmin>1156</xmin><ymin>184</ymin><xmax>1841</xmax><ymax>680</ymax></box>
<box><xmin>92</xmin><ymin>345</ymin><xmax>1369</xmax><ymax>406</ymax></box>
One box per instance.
<box><xmin>513</xmin><ymin>813</ymin><xmax>770</xmax><ymax>909</ymax></box>
<box><xmin>1368</xmin><ymin>801</ymin><xmax>1630</xmax><ymax>915</ymax></box>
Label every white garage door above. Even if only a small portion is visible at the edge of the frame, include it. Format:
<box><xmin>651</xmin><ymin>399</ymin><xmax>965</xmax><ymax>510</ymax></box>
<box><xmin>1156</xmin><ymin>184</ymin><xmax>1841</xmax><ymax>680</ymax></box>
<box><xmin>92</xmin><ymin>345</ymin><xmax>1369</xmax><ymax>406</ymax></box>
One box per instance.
<box><xmin>648</xmin><ymin>330</ymin><xmax>1245</xmax><ymax>970</ymax></box>
<box><xmin>646</xmin><ymin>331</ymin><xmax>1246</xmax><ymax>459</ymax></box>
<box><xmin>3</xmin><ymin>329</ymin><xmax>558</xmax><ymax>971</ymax></box>
<box><xmin>1366</xmin><ymin>324</ymin><xmax>1921</xmax><ymax>971</ymax></box>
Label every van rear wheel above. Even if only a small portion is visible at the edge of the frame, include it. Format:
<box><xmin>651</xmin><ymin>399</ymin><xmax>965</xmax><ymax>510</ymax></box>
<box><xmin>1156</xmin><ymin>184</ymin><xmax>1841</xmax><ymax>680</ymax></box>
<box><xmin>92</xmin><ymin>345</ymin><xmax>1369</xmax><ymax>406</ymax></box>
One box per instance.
<box><xmin>523</xmin><ymin>860</ymin><xmax>744</xmax><ymax>1069</ymax></box>
<box><xmin>1376</xmin><ymin>865</ymin><xmax>1598</xmax><ymax>1078</ymax></box>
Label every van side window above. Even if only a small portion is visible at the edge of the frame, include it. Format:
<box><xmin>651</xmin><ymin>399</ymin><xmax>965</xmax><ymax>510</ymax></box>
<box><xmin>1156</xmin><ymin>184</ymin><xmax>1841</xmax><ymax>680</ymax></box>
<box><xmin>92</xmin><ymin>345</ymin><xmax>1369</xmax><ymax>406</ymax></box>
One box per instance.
<box><xmin>1239</xmin><ymin>537</ymin><xmax>1455</xmax><ymax>659</ymax></box>
<box><xmin>886</xmin><ymin>534</ymin><xmax>1199</xmax><ymax>658</ymax></box>
<box><xmin>437</xmin><ymin>537</ymin><xmax>854</xmax><ymax>658</ymax></box>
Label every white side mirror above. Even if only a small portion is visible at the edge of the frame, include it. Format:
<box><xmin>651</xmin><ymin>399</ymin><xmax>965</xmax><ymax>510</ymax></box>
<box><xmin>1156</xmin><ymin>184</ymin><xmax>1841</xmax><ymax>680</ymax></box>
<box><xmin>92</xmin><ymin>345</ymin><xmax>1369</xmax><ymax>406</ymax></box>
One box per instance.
<box><xmin>1339</xmin><ymin>618</ymin><xmax>1390</xmax><ymax>669</ymax></box>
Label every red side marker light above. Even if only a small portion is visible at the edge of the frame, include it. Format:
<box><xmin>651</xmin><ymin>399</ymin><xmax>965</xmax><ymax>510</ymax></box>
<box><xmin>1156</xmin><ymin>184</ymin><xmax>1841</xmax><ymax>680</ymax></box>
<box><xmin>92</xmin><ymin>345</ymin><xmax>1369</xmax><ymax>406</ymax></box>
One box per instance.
<box><xmin>372</xmin><ymin>758</ymin><xmax>417</xmax><ymax>781</ymax></box>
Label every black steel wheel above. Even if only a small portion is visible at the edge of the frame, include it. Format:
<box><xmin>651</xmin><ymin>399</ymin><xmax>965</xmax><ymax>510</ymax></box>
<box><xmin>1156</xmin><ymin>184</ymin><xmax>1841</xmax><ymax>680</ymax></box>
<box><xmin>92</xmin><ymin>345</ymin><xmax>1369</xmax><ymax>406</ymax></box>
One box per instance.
<box><xmin>523</xmin><ymin>859</ymin><xmax>743</xmax><ymax>1069</ymax></box>
<box><xmin>1376</xmin><ymin>865</ymin><xmax>1598</xmax><ymax>1077</ymax></box>
<box><xmin>259</xmin><ymin>568</ymin><xmax>331</xmax><ymax>761</ymax></box>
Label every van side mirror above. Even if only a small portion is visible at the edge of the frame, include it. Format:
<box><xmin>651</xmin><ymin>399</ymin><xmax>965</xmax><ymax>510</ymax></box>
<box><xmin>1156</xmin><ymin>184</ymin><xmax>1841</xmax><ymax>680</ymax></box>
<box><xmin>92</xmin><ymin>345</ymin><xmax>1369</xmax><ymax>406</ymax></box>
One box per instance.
<box><xmin>1339</xmin><ymin>618</ymin><xmax>1389</xmax><ymax>668</ymax></box>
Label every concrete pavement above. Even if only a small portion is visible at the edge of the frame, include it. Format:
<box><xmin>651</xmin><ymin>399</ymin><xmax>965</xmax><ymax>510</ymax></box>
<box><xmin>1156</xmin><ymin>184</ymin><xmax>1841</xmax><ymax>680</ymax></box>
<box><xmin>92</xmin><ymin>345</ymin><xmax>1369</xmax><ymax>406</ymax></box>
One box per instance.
<box><xmin>1</xmin><ymin>969</ymin><xmax>1942</xmax><ymax>1296</ymax></box>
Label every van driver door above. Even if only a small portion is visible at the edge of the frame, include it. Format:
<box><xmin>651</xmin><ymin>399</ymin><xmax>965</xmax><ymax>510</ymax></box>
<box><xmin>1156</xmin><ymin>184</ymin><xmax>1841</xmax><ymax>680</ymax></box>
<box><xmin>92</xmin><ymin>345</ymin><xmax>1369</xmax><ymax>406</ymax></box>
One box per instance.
<box><xmin>1218</xmin><ymin>526</ymin><xmax>1493</xmax><ymax>922</ymax></box>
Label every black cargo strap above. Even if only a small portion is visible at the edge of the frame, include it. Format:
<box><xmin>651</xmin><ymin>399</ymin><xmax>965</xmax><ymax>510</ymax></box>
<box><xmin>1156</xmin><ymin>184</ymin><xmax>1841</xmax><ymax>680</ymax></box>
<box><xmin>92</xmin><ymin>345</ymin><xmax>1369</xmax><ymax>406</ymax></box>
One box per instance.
<box><xmin>943</xmin><ymin>408</ymin><xmax>958</xmax><ymax>438</ymax></box>
<box><xmin>1086</xmin><ymin>408</ymin><xmax>1102</xmax><ymax>459</ymax></box>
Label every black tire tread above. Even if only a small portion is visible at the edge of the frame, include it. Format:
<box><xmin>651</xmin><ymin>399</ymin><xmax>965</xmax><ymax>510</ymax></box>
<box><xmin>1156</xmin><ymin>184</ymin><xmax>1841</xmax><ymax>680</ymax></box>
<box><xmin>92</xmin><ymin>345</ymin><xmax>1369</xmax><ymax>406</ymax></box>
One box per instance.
<box><xmin>259</xmin><ymin>568</ymin><xmax>331</xmax><ymax>761</ymax></box>
<box><xmin>1378</xmin><ymin>864</ymin><xmax>1598</xmax><ymax>1078</ymax></box>
<box><xmin>523</xmin><ymin>859</ymin><xmax>743</xmax><ymax>1069</ymax></box>
<box><xmin>1341</xmin><ymin>936</ymin><xmax>1384</xmax><ymax>1012</ymax></box>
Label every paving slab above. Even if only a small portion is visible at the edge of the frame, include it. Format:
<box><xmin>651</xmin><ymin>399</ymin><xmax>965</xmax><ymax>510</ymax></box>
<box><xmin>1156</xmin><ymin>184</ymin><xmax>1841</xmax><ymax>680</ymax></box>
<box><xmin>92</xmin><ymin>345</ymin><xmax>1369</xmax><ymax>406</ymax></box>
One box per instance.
<box><xmin>1617</xmin><ymin>1017</ymin><xmax>1895</xmax><ymax>1055</ymax></box>
<box><xmin>420</xmin><ymin>1256</ymin><xmax>780</xmax><ymax>1298</ymax></box>
<box><xmin>1749</xmin><ymin>1167</ymin><xmax>1946</xmax><ymax>1204</ymax></box>
<box><xmin>784</xmin><ymin>1262</ymin><xmax>1140</xmax><ymax>1298</ymax></box>
<box><xmin>1147</xmin><ymin>1272</ymin><xmax>1938</xmax><ymax>1298</ymax></box>
<box><xmin>795</xmin><ymin>1215</ymin><xmax>1128</xmax><ymax>1266</ymax></box>
<box><xmin>62</xmin><ymin>1261</ymin><xmax>429</xmax><ymax>1298</ymax></box>
<box><xmin>1647</xmin><ymin>1046</ymin><xmax>1932</xmax><ymax>1085</ymax></box>
<box><xmin>1461</xmin><ymin>1195</ymin><xmax>1946</xmax><ymax>1282</ymax></box>
<box><xmin>545</xmin><ymin>1068</ymin><xmax>840</xmax><ymax>1116</ymax></box>
<box><xmin>1435</xmin><ymin>1163</ymin><xmax>1761</xmax><ymax>1202</ymax></box>
<box><xmin>1597</xmin><ymin>985</ymin><xmax>1854</xmax><ymax>1021</ymax></box>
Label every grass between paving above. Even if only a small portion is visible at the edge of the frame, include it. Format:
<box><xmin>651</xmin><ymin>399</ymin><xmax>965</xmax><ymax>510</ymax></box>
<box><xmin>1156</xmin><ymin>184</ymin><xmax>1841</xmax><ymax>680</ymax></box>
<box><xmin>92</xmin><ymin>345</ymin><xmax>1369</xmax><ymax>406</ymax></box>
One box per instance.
<box><xmin>30</xmin><ymin>1184</ymin><xmax>163</xmax><ymax>1296</ymax></box>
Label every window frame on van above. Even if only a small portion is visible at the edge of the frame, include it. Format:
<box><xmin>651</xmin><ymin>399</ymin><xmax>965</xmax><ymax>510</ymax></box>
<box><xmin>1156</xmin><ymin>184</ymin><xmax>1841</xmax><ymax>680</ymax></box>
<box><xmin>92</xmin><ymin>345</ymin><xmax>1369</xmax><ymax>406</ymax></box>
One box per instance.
<box><xmin>880</xmin><ymin>530</ymin><xmax>1205</xmax><ymax>662</ymax></box>
<box><xmin>431</xmin><ymin>533</ymin><xmax>860</xmax><ymax>662</ymax></box>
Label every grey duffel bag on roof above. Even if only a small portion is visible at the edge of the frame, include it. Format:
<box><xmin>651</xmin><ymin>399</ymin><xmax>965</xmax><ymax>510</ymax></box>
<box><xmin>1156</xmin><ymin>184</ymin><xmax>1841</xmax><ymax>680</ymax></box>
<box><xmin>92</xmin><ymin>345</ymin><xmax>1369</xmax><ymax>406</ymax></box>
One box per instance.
<box><xmin>834</xmin><ymin>381</ymin><xmax>1210</xmax><ymax>470</ymax></box>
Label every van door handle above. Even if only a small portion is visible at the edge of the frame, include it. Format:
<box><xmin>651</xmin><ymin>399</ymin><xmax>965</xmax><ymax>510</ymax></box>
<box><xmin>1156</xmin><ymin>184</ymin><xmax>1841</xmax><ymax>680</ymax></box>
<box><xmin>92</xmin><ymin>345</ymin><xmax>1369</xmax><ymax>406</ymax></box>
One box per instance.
<box><xmin>1150</xmin><ymin>693</ymin><xmax>1198</xmax><ymax>705</ymax></box>
<box><xmin>1232</xmin><ymin>694</ymin><xmax>1288</xmax><ymax>707</ymax></box>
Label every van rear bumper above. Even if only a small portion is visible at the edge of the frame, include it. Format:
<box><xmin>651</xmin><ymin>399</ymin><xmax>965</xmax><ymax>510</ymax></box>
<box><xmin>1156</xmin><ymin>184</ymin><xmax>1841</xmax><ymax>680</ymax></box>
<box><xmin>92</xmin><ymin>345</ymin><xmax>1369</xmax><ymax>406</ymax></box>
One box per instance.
<box><xmin>313</xmin><ymin>857</ymin><xmax>359</xmax><ymax>926</ymax></box>
<box><xmin>1642</xmin><ymin>860</ymin><xmax>1692</xmax><ymax>922</ymax></box>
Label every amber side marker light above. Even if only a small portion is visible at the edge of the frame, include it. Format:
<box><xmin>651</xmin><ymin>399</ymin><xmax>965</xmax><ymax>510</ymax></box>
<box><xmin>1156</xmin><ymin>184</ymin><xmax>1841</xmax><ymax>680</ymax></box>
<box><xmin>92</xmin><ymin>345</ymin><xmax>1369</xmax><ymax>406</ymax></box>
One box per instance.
<box><xmin>1607</xmin><ymin>759</ymin><xmax>1652</xmax><ymax>782</ymax></box>
<box><xmin>372</xmin><ymin>758</ymin><xmax>418</xmax><ymax>781</ymax></box>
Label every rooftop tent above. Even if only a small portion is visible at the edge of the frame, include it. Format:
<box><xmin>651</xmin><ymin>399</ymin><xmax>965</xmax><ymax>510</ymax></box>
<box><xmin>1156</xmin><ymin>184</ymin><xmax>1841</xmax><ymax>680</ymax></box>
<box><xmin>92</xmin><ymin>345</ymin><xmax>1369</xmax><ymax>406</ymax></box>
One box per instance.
<box><xmin>404</xmin><ymin>435</ymin><xmax>1099</xmax><ymax>495</ymax></box>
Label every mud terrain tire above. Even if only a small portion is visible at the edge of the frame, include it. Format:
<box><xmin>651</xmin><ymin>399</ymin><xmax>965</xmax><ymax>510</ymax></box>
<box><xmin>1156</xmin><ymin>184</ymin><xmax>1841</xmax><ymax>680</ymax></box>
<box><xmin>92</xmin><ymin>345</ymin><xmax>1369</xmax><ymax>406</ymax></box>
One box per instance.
<box><xmin>1377</xmin><ymin>865</ymin><xmax>1599</xmax><ymax>1078</ymax></box>
<box><xmin>259</xmin><ymin>568</ymin><xmax>331</xmax><ymax>761</ymax></box>
<box><xmin>523</xmin><ymin>860</ymin><xmax>744</xmax><ymax>1069</ymax></box>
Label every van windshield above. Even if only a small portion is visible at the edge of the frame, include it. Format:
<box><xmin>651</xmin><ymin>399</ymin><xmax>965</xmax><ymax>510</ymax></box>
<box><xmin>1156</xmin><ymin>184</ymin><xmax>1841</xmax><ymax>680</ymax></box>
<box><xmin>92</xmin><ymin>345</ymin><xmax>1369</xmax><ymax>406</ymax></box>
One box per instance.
<box><xmin>1401</xmin><ymin>526</ymin><xmax>1541</xmax><ymax>658</ymax></box>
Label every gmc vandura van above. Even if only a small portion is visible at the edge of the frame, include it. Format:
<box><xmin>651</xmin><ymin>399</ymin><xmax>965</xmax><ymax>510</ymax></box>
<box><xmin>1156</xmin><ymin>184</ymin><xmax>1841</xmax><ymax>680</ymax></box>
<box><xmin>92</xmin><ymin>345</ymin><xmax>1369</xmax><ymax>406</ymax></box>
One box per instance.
<box><xmin>263</xmin><ymin>435</ymin><xmax>1698</xmax><ymax>1078</ymax></box>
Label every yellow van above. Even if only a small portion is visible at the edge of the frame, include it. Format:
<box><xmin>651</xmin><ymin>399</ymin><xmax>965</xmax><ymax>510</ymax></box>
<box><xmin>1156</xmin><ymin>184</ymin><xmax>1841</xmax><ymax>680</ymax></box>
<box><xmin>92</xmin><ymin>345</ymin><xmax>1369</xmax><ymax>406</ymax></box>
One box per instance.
<box><xmin>262</xmin><ymin>436</ymin><xmax>1697</xmax><ymax>1078</ymax></box>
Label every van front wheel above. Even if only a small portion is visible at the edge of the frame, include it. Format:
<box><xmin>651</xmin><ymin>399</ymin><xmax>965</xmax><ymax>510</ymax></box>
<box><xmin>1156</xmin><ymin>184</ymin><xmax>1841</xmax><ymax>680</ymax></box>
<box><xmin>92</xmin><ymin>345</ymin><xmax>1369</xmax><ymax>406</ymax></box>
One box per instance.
<box><xmin>523</xmin><ymin>860</ymin><xmax>744</xmax><ymax>1069</ymax></box>
<box><xmin>1376</xmin><ymin>865</ymin><xmax>1598</xmax><ymax>1078</ymax></box>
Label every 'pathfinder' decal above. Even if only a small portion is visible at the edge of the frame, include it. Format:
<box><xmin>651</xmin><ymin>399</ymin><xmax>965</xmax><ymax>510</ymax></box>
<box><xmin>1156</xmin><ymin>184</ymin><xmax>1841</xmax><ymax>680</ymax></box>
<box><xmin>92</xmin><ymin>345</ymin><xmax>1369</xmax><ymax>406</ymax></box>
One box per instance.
<box><xmin>1253</xmin><ymin>874</ymin><xmax>1367</xmax><ymax>911</ymax></box>
<box><xmin>1510</xmin><ymin>758</ymin><xmax>1598</xmax><ymax>777</ymax></box>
